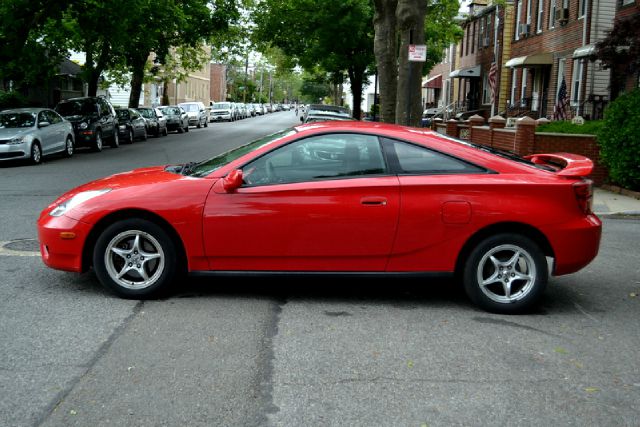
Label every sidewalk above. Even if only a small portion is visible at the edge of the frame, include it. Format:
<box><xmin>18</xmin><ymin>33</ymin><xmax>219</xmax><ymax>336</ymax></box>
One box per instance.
<box><xmin>593</xmin><ymin>188</ymin><xmax>640</xmax><ymax>217</ymax></box>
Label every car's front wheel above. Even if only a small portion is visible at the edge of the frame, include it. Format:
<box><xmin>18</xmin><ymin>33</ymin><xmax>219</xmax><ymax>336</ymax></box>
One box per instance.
<box><xmin>463</xmin><ymin>233</ymin><xmax>547</xmax><ymax>314</ymax></box>
<box><xmin>30</xmin><ymin>142</ymin><xmax>42</xmax><ymax>164</ymax></box>
<box><xmin>64</xmin><ymin>136</ymin><xmax>74</xmax><ymax>157</ymax></box>
<box><xmin>93</xmin><ymin>219</ymin><xmax>177</xmax><ymax>298</ymax></box>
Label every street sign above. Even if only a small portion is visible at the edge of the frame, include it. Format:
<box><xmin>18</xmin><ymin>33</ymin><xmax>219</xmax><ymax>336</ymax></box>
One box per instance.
<box><xmin>408</xmin><ymin>44</ymin><xmax>427</xmax><ymax>62</ymax></box>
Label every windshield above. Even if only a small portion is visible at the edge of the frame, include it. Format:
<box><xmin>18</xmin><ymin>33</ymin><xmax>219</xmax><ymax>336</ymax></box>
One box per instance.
<box><xmin>138</xmin><ymin>109</ymin><xmax>154</xmax><ymax>118</ymax></box>
<box><xmin>0</xmin><ymin>112</ymin><xmax>36</xmax><ymax>128</ymax></box>
<box><xmin>161</xmin><ymin>107</ymin><xmax>181</xmax><ymax>115</ymax></box>
<box><xmin>180</xmin><ymin>104</ymin><xmax>199</xmax><ymax>112</ymax></box>
<box><xmin>186</xmin><ymin>129</ymin><xmax>297</xmax><ymax>178</ymax></box>
<box><xmin>56</xmin><ymin>100</ymin><xmax>95</xmax><ymax>116</ymax></box>
<box><xmin>115</xmin><ymin>109</ymin><xmax>130</xmax><ymax>120</ymax></box>
<box><xmin>212</xmin><ymin>103</ymin><xmax>231</xmax><ymax>109</ymax></box>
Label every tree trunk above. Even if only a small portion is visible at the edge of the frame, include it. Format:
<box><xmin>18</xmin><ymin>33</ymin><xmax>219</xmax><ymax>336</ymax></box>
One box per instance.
<box><xmin>85</xmin><ymin>41</ymin><xmax>111</xmax><ymax>97</ymax></box>
<box><xmin>395</xmin><ymin>0</ymin><xmax>427</xmax><ymax>127</ymax></box>
<box><xmin>347</xmin><ymin>65</ymin><xmax>364</xmax><ymax>120</ymax></box>
<box><xmin>128</xmin><ymin>54</ymin><xmax>148</xmax><ymax>107</ymax></box>
<box><xmin>162</xmin><ymin>80</ymin><xmax>170</xmax><ymax>105</ymax></box>
<box><xmin>373</xmin><ymin>0</ymin><xmax>398</xmax><ymax>123</ymax></box>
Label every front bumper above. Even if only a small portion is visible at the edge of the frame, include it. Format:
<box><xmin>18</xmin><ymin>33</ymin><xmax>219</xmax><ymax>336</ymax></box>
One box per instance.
<box><xmin>0</xmin><ymin>142</ymin><xmax>29</xmax><ymax>161</ymax></box>
<box><xmin>38</xmin><ymin>214</ymin><xmax>92</xmax><ymax>273</ymax></box>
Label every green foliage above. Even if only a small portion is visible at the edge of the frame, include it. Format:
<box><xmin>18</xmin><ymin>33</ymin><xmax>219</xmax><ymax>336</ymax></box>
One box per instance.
<box><xmin>423</xmin><ymin>0</ymin><xmax>464</xmax><ymax>74</ymax></box>
<box><xmin>536</xmin><ymin>120</ymin><xmax>604</xmax><ymax>135</ymax></box>
<box><xmin>0</xmin><ymin>91</ymin><xmax>28</xmax><ymax>110</ymax></box>
<box><xmin>597</xmin><ymin>89</ymin><xmax>640</xmax><ymax>190</ymax></box>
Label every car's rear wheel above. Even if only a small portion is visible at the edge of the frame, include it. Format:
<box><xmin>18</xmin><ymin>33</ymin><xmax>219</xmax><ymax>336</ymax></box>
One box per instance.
<box><xmin>463</xmin><ymin>233</ymin><xmax>547</xmax><ymax>314</ymax></box>
<box><xmin>93</xmin><ymin>219</ymin><xmax>177</xmax><ymax>298</ymax></box>
<box><xmin>110</xmin><ymin>131</ymin><xmax>119</xmax><ymax>148</ymax></box>
<box><xmin>94</xmin><ymin>131</ymin><xmax>103</xmax><ymax>152</ymax></box>
<box><xmin>127</xmin><ymin>129</ymin><xmax>134</xmax><ymax>143</ymax></box>
<box><xmin>64</xmin><ymin>136</ymin><xmax>74</xmax><ymax>157</ymax></box>
<box><xmin>30</xmin><ymin>142</ymin><xmax>42</xmax><ymax>164</ymax></box>
<box><xmin>163</xmin><ymin>126</ymin><xmax>168</xmax><ymax>136</ymax></box>
<box><xmin>184</xmin><ymin>124</ymin><xmax>189</xmax><ymax>132</ymax></box>
<box><xmin>141</xmin><ymin>128</ymin><xmax>147</xmax><ymax>141</ymax></box>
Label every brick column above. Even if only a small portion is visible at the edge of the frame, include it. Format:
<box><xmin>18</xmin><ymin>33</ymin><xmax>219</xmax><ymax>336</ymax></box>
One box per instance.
<box><xmin>514</xmin><ymin>116</ymin><xmax>536</xmax><ymax>156</ymax></box>
<box><xmin>432</xmin><ymin>118</ymin><xmax>443</xmax><ymax>131</ymax></box>
<box><xmin>468</xmin><ymin>115</ymin><xmax>485</xmax><ymax>143</ymax></box>
<box><xmin>488</xmin><ymin>115</ymin><xmax>506</xmax><ymax>130</ymax></box>
<box><xmin>446</xmin><ymin>119</ymin><xmax>459</xmax><ymax>138</ymax></box>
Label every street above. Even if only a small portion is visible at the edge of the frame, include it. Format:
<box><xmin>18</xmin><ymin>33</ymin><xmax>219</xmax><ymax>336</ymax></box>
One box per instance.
<box><xmin>1</xmin><ymin>111</ymin><xmax>639</xmax><ymax>426</ymax></box>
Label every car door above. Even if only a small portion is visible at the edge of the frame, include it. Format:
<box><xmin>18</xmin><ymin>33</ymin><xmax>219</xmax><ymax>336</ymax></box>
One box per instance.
<box><xmin>36</xmin><ymin>111</ymin><xmax>56</xmax><ymax>155</ymax></box>
<box><xmin>203</xmin><ymin>133</ymin><xmax>400</xmax><ymax>271</ymax></box>
<box><xmin>46</xmin><ymin>110</ymin><xmax>66</xmax><ymax>152</ymax></box>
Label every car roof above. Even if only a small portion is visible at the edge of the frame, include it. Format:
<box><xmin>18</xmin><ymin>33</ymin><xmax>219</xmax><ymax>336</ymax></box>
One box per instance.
<box><xmin>0</xmin><ymin>108</ymin><xmax>48</xmax><ymax>113</ymax></box>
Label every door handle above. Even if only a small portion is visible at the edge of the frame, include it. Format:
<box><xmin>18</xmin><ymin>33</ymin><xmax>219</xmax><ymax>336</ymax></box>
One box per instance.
<box><xmin>361</xmin><ymin>196</ymin><xmax>387</xmax><ymax>206</ymax></box>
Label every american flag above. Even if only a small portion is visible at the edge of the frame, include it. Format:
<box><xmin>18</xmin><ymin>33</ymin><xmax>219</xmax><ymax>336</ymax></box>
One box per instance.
<box><xmin>488</xmin><ymin>61</ymin><xmax>498</xmax><ymax>105</ymax></box>
<box><xmin>554</xmin><ymin>77</ymin><xmax>569</xmax><ymax>120</ymax></box>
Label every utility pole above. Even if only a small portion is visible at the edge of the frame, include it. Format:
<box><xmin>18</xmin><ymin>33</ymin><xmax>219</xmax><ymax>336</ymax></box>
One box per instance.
<box><xmin>243</xmin><ymin>54</ymin><xmax>249</xmax><ymax>103</ymax></box>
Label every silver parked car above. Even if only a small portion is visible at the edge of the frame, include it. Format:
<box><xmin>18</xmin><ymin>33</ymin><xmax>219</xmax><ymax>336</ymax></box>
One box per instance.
<box><xmin>0</xmin><ymin>108</ymin><xmax>75</xmax><ymax>164</ymax></box>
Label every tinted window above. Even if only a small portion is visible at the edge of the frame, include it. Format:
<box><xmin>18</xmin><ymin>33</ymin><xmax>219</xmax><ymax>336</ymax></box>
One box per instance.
<box><xmin>47</xmin><ymin>110</ymin><xmax>62</xmax><ymax>124</ymax></box>
<box><xmin>388</xmin><ymin>140</ymin><xmax>485</xmax><ymax>174</ymax></box>
<box><xmin>0</xmin><ymin>113</ymin><xmax>36</xmax><ymax>128</ymax></box>
<box><xmin>138</xmin><ymin>109</ymin><xmax>155</xmax><ymax>118</ymax></box>
<box><xmin>243</xmin><ymin>133</ymin><xmax>386</xmax><ymax>186</ymax></box>
<box><xmin>116</xmin><ymin>110</ymin><xmax>130</xmax><ymax>120</ymax></box>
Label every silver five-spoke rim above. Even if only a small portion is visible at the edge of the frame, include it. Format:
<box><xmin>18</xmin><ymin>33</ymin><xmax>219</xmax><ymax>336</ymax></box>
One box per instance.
<box><xmin>66</xmin><ymin>139</ymin><xmax>73</xmax><ymax>155</ymax></box>
<box><xmin>104</xmin><ymin>230</ymin><xmax>165</xmax><ymax>290</ymax></box>
<box><xmin>476</xmin><ymin>244</ymin><xmax>536</xmax><ymax>304</ymax></box>
<box><xmin>32</xmin><ymin>145</ymin><xmax>41</xmax><ymax>162</ymax></box>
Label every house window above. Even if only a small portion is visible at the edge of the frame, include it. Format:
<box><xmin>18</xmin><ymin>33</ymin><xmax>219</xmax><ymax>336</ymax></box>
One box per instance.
<box><xmin>515</xmin><ymin>0</ymin><xmax>523</xmax><ymax>41</ymax></box>
<box><xmin>571</xmin><ymin>60</ymin><xmax>584</xmax><ymax>106</ymax></box>
<box><xmin>510</xmin><ymin>68</ymin><xmax>517</xmax><ymax>106</ymax></box>
<box><xmin>526</xmin><ymin>0</ymin><xmax>533</xmax><ymax>25</ymax></box>
<box><xmin>620</xmin><ymin>0</ymin><xmax>634</xmax><ymax>6</ymax></box>
<box><xmin>479</xmin><ymin>18</ymin><xmax>485</xmax><ymax>49</ymax></box>
<box><xmin>549</xmin><ymin>0</ymin><xmax>557</xmax><ymax>29</ymax></box>
<box><xmin>471</xmin><ymin>21</ymin><xmax>476</xmax><ymax>53</ymax></box>
<box><xmin>520</xmin><ymin>68</ymin><xmax>528</xmax><ymax>106</ymax></box>
<box><xmin>578</xmin><ymin>0</ymin><xmax>587</xmax><ymax>17</ymax></box>
<box><xmin>537</xmin><ymin>0</ymin><xmax>544</xmax><ymax>32</ymax></box>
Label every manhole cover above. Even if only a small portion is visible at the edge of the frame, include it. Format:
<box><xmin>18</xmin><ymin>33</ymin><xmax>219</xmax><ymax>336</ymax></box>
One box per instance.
<box><xmin>4</xmin><ymin>239</ymin><xmax>40</xmax><ymax>252</ymax></box>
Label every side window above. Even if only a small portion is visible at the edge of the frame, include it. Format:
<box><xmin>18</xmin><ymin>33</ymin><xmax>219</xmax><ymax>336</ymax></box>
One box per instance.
<box><xmin>38</xmin><ymin>111</ymin><xmax>48</xmax><ymax>124</ymax></box>
<box><xmin>45</xmin><ymin>110</ymin><xmax>61</xmax><ymax>124</ymax></box>
<box><xmin>387</xmin><ymin>139</ymin><xmax>485</xmax><ymax>174</ymax></box>
<box><xmin>99</xmin><ymin>100</ymin><xmax>111</xmax><ymax>117</ymax></box>
<box><xmin>243</xmin><ymin>133</ymin><xmax>386</xmax><ymax>186</ymax></box>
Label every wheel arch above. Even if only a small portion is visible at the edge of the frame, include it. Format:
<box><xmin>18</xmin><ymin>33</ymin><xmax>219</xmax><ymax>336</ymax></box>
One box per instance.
<box><xmin>454</xmin><ymin>222</ymin><xmax>555</xmax><ymax>277</ymax></box>
<box><xmin>82</xmin><ymin>209</ymin><xmax>187</xmax><ymax>274</ymax></box>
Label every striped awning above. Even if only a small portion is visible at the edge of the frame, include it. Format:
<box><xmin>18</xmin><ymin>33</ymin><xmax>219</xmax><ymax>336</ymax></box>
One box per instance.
<box><xmin>505</xmin><ymin>53</ymin><xmax>553</xmax><ymax>68</ymax></box>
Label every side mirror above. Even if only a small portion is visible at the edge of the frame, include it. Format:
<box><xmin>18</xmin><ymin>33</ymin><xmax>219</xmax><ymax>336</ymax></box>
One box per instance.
<box><xmin>38</xmin><ymin>121</ymin><xmax>50</xmax><ymax>128</ymax></box>
<box><xmin>223</xmin><ymin>169</ymin><xmax>243</xmax><ymax>192</ymax></box>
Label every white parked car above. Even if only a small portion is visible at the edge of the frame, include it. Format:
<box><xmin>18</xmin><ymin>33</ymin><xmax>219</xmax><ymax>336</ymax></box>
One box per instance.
<box><xmin>0</xmin><ymin>108</ymin><xmax>75</xmax><ymax>164</ymax></box>
<box><xmin>178</xmin><ymin>102</ymin><xmax>208</xmax><ymax>128</ymax></box>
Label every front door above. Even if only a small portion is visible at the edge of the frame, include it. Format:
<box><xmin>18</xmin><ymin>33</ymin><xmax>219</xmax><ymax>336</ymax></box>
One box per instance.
<box><xmin>203</xmin><ymin>133</ymin><xmax>400</xmax><ymax>271</ymax></box>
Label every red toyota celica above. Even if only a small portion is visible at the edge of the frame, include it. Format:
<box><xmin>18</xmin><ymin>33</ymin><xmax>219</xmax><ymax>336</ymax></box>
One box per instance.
<box><xmin>38</xmin><ymin>121</ymin><xmax>601</xmax><ymax>313</ymax></box>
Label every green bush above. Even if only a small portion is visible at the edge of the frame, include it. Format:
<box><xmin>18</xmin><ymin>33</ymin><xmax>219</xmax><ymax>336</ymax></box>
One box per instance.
<box><xmin>0</xmin><ymin>91</ymin><xmax>27</xmax><ymax>110</ymax></box>
<box><xmin>536</xmin><ymin>120</ymin><xmax>604</xmax><ymax>135</ymax></box>
<box><xmin>597</xmin><ymin>89</ymin><xmax>640</xmax><ymax>190</ymax></box>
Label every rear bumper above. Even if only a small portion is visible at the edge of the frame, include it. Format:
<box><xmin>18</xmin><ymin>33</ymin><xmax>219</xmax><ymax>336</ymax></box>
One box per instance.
<box><xmin>544</xmin><ymin>214</ymin><xmax>602</xmax><ymax>276</ymax></box>
<box><xmin>38</xmin><ymin>214</ymin><xmax>91</xmax><ymax>273</ymax></box>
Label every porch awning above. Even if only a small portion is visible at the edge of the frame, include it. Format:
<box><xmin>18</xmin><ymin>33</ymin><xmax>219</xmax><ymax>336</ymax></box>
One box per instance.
<box><xmin>423</xmin><ymin>74</ymin><xmax>442</xmax><ymax>89</ymax></box>
<box><xmin>449</xmin><ymin>65</ymin><xmax>481</xmax><ymax>78</ymax></box>
<box><xmin>505</xmin><ymin>53</ymin><xmax>553</xmax><ymax>68</ymax></box>
<box><xmin>573</xmin><ymin>44</ymin><xmax>596</xmax><ymax>59</ymax></box>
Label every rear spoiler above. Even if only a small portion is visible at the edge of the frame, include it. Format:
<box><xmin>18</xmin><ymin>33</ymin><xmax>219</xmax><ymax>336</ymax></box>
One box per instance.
<box><xmin>524</xmin><ymin>153</ymin><xmax>594</xmax><ymax>177</ymax></box>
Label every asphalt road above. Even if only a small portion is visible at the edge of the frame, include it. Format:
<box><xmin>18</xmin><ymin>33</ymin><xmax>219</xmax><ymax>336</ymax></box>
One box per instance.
<box><xmin>1</xmin><ymin>111</ymin><xmax>639</xmax><ymax>426</ymax></box>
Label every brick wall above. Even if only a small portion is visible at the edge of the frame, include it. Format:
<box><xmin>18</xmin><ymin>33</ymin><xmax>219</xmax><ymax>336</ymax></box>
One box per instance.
<box><xmin>210</xmin><ymin>64</ymin><xmax>227</xmax><ymax>103</ymax></box>
<box><xmin>443</xmin><ymin>115</ymin><xmax>609</xmax><ymax>185</ymax></box>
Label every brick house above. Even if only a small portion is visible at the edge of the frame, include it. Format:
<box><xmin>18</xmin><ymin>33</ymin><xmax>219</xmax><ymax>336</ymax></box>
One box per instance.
<box><xmin>506</xmin><ymin>0</ymin><xmax>616</xmax><ymax>120</ymax></box>
<box><xmin>422</xmin><ymin>45</ymin><xmax>454</xmax><ymax>109</ymax></box>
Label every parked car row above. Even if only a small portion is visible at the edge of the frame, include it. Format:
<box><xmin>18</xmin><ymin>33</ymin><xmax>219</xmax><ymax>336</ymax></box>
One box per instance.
<box><xmin>1</xmin><ymin>96</ymin><xmax>205</xmax><ymax>165</ymax></box>
<box><xmin>208</xmin><ymin>101</ymin><xmax>286</xmax><ymax>122</ymax></box>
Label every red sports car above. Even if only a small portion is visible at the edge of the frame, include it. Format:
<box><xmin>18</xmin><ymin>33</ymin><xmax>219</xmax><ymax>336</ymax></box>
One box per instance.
<box><xmin>38</xmin><ymin>122</ymin><xmax>601</xmax><ymax>313</ymax></box>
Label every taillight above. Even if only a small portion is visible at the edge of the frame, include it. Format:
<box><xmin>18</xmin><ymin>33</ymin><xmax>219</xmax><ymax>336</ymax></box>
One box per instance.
<box><xmin>573</xmin><ymin>180</ymin><xmax>593</xmax><ymax>214</ymax></box>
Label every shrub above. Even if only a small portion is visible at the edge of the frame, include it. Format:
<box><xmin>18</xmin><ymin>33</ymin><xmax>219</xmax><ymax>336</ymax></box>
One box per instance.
<box><xmin>0</xmin><ymin>91</ymin><xmax>27</xmax><ymax>110</ymax></box>
<box><xmin>536</xmin><ymin>120</ymin><xmax>604</xmax><ymax>135</ymax></box>
<box><xmin>597</xmin><ymin>89</ymin><xmax>640</xmax><ymax>190</ymax></box>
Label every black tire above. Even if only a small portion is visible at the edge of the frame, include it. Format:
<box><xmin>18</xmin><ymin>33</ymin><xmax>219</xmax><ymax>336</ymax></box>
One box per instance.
<box><xmin>30</xmin><ymin>142</ymin><xmax>42</xmax><ymax>164</ymax></box>
<box><xmin>177</xmin><ymin>126</ymin><xmax>184</xmax><ymax>134</ymax></box>
<box><xmin>463</xmin><ymin>233</ymin><xmax>548</xmax><ymax>314</ymax></box>
<box><xmin>94</xmin><ymin>131</ymin><xmax>103</xmax><ymax>152</ymax></box>
<box><xmin>204</xmin><ymin>120</ymin><xmax>208</xmax><ymax>128</ymax></box>
<box><xmin>154</xmin><ymin>125</ymin><xmax>160</xmax><ymax>137</ymax></box>
<box><xmin>163</xmin><ymin>126</ymin><xmax>168</xmax><ymax>136</ymax></box>
<box><xmin>196</xmin><ymin>121</ymin><xmax>201</xmax><ymax>129</ymax></box>
<box><xmin>141</xmin><ymin>128</ymin><xmax>147</xmax><ymax>141</ymax></box>
<box><xmin>63</xmin><ymin>136</ymin><xmax>74</xmax><ymax>157</ymax></box>
<box><xmin>184</xmin><ymin>124</ymin><xmax>189</xmax><ymax>133</ymax></box>
<box><xmin>127</xmin><ymin>129</ymin><xmax>134</xmax><ymax>143</ymax></box>
<box><xmin>110</xmin><ymin>131</ymin><xmax>119</xmax><ymax>148</ymax></box>
<box><xmin>93</xmin><ymin>219</ymin><xmax>178</xmax><ymax>298</ymax></box>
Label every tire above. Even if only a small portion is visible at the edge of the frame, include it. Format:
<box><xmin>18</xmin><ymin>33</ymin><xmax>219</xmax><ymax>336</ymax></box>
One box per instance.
<box><xmin>94</xmin><ymin>131</ymin><xmax>103</xmax><ymax>152</ymax></box>
<box><xmin>141</xmin><ymin>128</ymin><xmax>147</xmax><ymax>141</ymax></box>
<box><xmin>93</xmin><ymin>219</ymin><xmax>178</xmax><ymax>298</ymax></box>
<box><xmin>63</xmin><ymin>136</ymin><xmax>74</xmax><ymax>158</ymax></box>
<box><xmin>155</xmin><ymin>125</ymin><xmax>160</xmax><ymax>137</ymax></box>
<box><xmin>196</xmin><ymin>121</ymin><xmax>201</xmax><ymax>129</ymax></box>
<box><xmin>127</xmin><ymin>129</ymin><xmax>134</xmax><ymax>143</ymax></box>
<box><xmin>463</xmin><ymin>233</ymin><xmax>548</xmax><ymax>314</ymax></box>
<box><xmin>163</xmin><ymin>126</ymin><xmax>168</xmax><ymax>136</ymax></box>
<box><xmin>185</xmin><ymin>124</ymin><xmax>189</xmax><ymax>133</ymax></box>
<box><xmin>178</xmin><ymin>126</ymin><xmax>184</xmax><ymax>134</ymax></box>
<box><xmin>110</xmin><ymin>131</ymin><xmax>119</xmax><ymax>148</ymax></box>
<box><xmin>30</xmin><ymin>142</ymin><xmax>42</xmax><ymax>165</ymax></box>
<box><xmin>204</xmin><ymin>120</ymin><xmax>208</xmax><ymax>128</ymax></box>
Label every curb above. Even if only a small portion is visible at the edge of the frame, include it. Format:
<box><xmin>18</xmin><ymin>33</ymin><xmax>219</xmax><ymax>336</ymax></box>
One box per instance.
<box><xmin>599</xmin><ymin>184</ymin><xmax>640</xmax><ymax>200</ymax></box>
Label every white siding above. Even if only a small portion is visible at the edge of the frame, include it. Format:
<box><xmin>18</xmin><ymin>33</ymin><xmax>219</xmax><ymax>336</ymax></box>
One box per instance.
<box><xmin>587</xmin><ymin>0</ymin><xmax>616</xmax><ymax>98</ymax></box>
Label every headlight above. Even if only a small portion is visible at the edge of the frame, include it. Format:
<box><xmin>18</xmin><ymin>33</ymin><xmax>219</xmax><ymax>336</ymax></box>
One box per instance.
<box><xmin>7</xmin><ymin>137</ymin><xmax>26</xmax><ymax>145</ymax></box>
<box><xmin>79</xmin><ymin>122</ymin><xmax>88</xmax><ymax>130</ymax></box>
<box><xmin>49</xmin><ymin>189</ymin><xmax>111</xmax><ymax>217</ymax></box>
<box><xmin>119</xmin><ymin>125</ymin><xmax>126</xmax><ymax>130</ymax></box>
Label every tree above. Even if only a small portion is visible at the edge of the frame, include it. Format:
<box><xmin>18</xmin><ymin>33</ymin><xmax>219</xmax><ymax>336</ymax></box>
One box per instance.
<box><xmin>595</xmin><ymin>13</ymin><xmax>640</xmax><ymax>100</ymax></box>
<box><xmin>253</xmin><ymin>0</ymin><xmax>374</xmax><ymax>119</ymax></box>
<box><xmin>373</xmin><ymin>0</ymin><xmax>461</xmax><ymax>125</ymax></box>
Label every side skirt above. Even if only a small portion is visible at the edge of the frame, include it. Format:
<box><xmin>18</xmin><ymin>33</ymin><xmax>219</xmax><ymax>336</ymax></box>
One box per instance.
<box><xmin>189</xmin><ymin>271</ymin><xmax>454</xmax><ymax>279</ymax></box>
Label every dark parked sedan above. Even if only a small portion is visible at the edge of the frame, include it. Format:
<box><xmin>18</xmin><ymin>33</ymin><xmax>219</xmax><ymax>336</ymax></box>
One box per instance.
<box><xmin>115</xmin><ymin>108</ymin><xmax>147</xmax><ymax>143</ymax></box>
<box><xmin>158</xmin><ymin>106</ymin><xmax>189</xmax><ymax>133</ymax></box>
<box><xmin>136</xmin><ymin>107</ymin><xmax>167</xmax><ymax>137</ymax></box>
